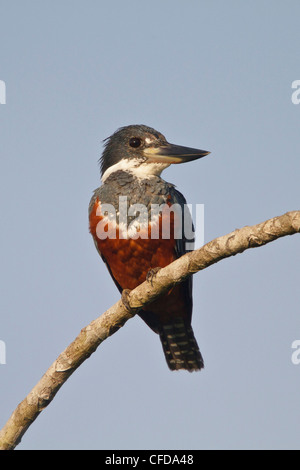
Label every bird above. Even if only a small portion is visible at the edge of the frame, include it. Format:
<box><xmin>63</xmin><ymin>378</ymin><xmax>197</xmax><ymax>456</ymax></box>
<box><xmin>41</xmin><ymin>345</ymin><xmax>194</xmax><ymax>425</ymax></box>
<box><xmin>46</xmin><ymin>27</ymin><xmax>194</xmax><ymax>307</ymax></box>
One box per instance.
<box><xmin>89</xmin><ymin>124</ymin><xmax>210</xmax><ymax>371</ymax></box>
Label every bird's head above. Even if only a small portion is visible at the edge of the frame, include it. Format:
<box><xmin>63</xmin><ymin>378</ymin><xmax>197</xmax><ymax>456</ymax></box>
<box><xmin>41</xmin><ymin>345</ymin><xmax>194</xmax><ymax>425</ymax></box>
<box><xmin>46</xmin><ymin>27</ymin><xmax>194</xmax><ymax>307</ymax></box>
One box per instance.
<box><xmin>100</xmin><ymin>124</ymin><xmax>210</xmax><ymax>182</ymax></box>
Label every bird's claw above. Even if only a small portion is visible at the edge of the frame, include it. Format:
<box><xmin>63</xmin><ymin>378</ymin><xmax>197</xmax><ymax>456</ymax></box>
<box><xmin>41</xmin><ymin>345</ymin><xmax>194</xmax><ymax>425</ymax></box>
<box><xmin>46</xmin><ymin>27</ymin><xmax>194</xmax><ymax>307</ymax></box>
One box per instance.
<box><xmin>146</xmin><ymin>267</ymin><xmax>162</xmax><ymax>287</ymax></box>
<box><xmin>121</xmin><ymin>289</ymin><xmax>132</xmax><ymax>312</ymax></box>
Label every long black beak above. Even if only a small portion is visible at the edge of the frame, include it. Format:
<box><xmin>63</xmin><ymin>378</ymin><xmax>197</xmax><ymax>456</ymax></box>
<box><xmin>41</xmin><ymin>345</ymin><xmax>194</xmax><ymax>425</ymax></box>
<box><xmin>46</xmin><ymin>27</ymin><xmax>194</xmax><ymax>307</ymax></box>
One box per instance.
<box><xmin>143</xmin><ymin>142</ymin><xmax>210</xmax><ymax>164</ymax></box>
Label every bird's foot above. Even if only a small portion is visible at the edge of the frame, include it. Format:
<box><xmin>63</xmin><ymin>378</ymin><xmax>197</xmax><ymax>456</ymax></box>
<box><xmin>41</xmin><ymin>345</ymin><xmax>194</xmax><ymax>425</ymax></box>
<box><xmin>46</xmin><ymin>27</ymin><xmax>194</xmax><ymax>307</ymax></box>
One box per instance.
<box><xmin>121</xmin><ymin>289</ymin><xmax>132</xmax><ymax>312</ymax></box>
<box><xmin>146</xmin><ymin>267</ymin><xmax>162</xmax><ymax>287</ymax></box>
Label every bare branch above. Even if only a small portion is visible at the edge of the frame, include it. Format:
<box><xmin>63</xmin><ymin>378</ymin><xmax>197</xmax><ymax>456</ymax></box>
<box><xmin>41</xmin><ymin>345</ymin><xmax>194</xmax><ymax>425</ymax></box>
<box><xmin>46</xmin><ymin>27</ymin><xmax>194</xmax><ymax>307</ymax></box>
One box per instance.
<box><xmin>0</xmin><ymin>210</ymin><xmax>299</xmax><ymax>450</ymax></box>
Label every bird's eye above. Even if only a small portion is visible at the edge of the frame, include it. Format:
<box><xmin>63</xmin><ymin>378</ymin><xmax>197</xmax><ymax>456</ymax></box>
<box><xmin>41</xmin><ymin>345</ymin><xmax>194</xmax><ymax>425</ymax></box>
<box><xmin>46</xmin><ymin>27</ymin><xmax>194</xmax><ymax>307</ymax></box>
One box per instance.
<box><xmin>129</xmin><ymin>137</ymin><xmax>142</xmax><ymax>148</ymax></box>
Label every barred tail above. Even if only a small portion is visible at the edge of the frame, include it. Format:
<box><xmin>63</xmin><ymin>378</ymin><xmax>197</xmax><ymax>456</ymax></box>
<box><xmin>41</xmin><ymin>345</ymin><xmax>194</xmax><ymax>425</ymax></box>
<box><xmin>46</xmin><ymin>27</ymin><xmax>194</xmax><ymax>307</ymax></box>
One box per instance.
<box><xmin>159</xmin><ymin>320</ymin><xmax>204</xmax><ymax>372</ymax></box>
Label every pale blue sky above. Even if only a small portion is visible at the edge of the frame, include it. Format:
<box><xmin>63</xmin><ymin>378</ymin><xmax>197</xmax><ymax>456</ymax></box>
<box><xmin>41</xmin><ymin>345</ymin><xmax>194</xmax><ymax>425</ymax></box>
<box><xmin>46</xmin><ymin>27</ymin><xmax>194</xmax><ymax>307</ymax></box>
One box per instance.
<box><xmin>0</xmin><ymin>1</ymin><xmax>299</xmax><ymax>450</ymax></box>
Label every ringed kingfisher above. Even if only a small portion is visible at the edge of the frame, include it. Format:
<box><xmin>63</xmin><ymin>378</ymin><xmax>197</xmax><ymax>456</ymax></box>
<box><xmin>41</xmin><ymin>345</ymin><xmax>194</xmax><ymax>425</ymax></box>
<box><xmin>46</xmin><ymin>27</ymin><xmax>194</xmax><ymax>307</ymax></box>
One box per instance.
<box><xmin>89</xmin><ymin>125</ymin><xmax>210</xmax><ymax>372</ymax></box>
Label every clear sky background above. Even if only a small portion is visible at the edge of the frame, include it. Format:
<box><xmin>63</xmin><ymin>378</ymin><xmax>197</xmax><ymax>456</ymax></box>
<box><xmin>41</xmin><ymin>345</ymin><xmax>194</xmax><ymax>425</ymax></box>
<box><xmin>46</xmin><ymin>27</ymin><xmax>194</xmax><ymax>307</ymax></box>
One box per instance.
<box><xmin>0</xmin><ymin>1</ymin><xmax>299</xmax><ymax>450</ymax></box>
